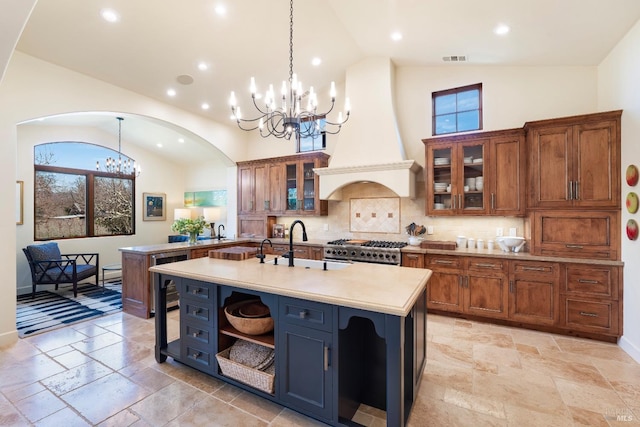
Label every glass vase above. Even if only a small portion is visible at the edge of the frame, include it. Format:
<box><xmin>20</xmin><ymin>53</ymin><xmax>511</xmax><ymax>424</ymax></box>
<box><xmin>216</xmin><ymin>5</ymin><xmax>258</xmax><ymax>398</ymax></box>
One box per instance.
<box><xmin>188</xmin><ymin>232</ymin><xmax>198</xmax><ymax>244</ymax></box>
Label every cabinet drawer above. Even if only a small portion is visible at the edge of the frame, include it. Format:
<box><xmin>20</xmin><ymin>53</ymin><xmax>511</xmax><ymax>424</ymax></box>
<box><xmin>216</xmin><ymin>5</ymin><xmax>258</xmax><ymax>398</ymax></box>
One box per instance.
<box><xmin>183</xmin><ymin>280</ymin><xmax>213</xmax><ymax>303</ymax></box>
<box><xmin>511</xmin><ymin>260</ymin><xmax>558</xmax><ymax>277</ymax></box>
<box><xmin>184</xmin><ymin>344</ymin><xmax>213</xmax><ymax>370</ymax></box>
<box><xmin>564</xmin><ymin>265</ymin><xmax>617</xmax><ymax>299</ymax></box>
<box><xmin>426</xmin><ymin>255</ymin><xmax>463</xmax><ymax>270</ymax></box>
<box><xmin>182</xmin><ymin>300</ymin><xmax>213</xmax><ymax>323</ymax></box>
<box><xmin>184</xmin><ymin>324</ymin><xmax>211</xmax><ymax>345</ymax></box>
<box><xmin>563</xmin><ymin>298</ymin><xmax>618</xmax><ymax>334</ymax></box>
<box><xmin>270</xmin><ymin>244</ymin><xmax>289</xmax><ymax>256</ymax></box>
<box><xmin>467</xmin><ymin>257</ymin><xmax>507</xmax><ymax>273</ymax></box>
<box><xmin>280</xmin><ymin>297</ymin><xmax>332</xmax><ymax>332</ymax></box>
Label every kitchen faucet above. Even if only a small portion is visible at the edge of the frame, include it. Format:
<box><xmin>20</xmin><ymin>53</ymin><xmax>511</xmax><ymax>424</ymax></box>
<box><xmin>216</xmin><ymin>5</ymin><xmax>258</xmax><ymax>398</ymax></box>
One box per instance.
<box><xmin>257</xmin><ymin>238</ymin><xmax>272</xmax><ymax>263</ymax></box>
<box><xmin>287</xmin><ymin>220</ymin><xmax>308</xmax><ymax>267</ymax></box>
<box><xmin>217</xmin><ymin>224</ymin><xmax>225</xmax><ymax>241</ymax></box>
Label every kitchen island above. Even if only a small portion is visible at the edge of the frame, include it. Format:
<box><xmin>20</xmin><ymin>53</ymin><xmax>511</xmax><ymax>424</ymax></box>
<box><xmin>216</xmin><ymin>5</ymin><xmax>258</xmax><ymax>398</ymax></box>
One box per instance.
<box><xmin>150</xmin><ymin>256</ymin><xmax>431</xmax><ymax>427</ymax></box>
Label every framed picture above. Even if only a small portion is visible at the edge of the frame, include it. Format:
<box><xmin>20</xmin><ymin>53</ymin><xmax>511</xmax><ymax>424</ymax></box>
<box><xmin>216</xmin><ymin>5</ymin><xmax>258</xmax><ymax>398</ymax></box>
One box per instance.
<box><xmin>143</xmin><ymin>192</ymin><xmax>166</xmax><ymax>221</ymax></box>
<box><xmin>272</xmin><ymin>223</ymin><xmax>285</xmax><ymax>238</ymax></box>
<box><xmin>16</xmin><ymin>180</ymin><xmax>23</xmax><ymax>225</ymax></box>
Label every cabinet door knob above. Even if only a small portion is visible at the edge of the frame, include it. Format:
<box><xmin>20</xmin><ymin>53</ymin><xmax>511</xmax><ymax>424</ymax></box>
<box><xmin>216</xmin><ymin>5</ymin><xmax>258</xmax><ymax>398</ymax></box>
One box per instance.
<box><xmin>568</xmin><ymin>181</ymin><xmax>574</xmax><ymax>200</ymax></box>
<box><xmin>192</xmin><ymin>351</ymin><xmax>201</xmax><ymax>359</ymax></box>
<box><xmin>299</xmin><ymin>310</ymin><xmax>308</xmax><ymax>319</ymax></box>
<box><xmin>192</xmin><ymin>309</ymin><xmax>200</xmax><ymax>315</ymax></box>
<box><xmin>192</xmin><ymin>331</ymin><xmax>199</xmax><ymax>338</ymax></box>
<box><xmin>509</xmin><ymin>280</ymin><xmax>514</xmax><ymax>293</ymax></box>
<box><xmin>192</xmin><ymin>289</ymin><xmax>200</xmax><ymax>295</ymax></box>
<box><xmin>575</xmin><ymin>181</ymin><xmax>580</xmax><ymax>200</ymax></box>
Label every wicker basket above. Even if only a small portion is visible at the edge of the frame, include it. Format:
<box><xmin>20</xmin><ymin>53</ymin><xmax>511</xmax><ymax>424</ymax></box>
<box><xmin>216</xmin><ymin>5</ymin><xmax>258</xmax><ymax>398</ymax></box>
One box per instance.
<box><xmin>216</xmin><ymin>347</ymin><xmax>275</xmax><ymax>394</ymax></box>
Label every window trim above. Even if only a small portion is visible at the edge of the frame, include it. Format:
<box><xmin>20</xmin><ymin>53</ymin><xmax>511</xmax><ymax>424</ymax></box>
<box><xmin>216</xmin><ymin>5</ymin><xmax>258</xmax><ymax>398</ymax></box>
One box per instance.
<box><xmin>432</xmin><ymin>83</ymin><xmax>483</xmax><ymax>136</ymax></box>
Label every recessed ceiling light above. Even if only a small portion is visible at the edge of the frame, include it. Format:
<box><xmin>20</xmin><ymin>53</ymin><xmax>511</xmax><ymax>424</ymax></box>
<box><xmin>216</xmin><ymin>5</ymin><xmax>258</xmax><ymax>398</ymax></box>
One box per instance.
<box><xmin>311</xmin><ymin>57</ymin><xmax>321</xmax><ymax>66</ymax></box>
<box><xmin>494</xmin><ymin>23</ymin><xmax>510</xmax><ymax>35</ymax></box>
<box><xmin>390</xmin><ymin>31</ymin><xmax>403</xmax><ymax>41</ymax></box>
<box><xmin>156</xmin><ymin>143</ymin><xmax>163</xmax><ymax>148</ymax></box>
<box><xmin>214</xmin><ymin>5</ymin><xmax>227</xmax><ymax>16</ymax></box>
<box><xmin>198</xmin><ymin>62</ymin><xmax>208</xmax><ymax>71</ymax></box>
<box><xmin>100</xmin><ymin>9</ymin><xmax>120</xmax><ymax>23</ymax></box>
<box><xmin>201</xmin><ymin>103</ymin><xmax>210</xmax><ymax>110</ymax></box>
<box><xmin>167</xmin><ymin>88</ymin><xmax>176</xmax><ymax>97</ymax></box>
<box><xmin>178</xmin><ymin>138</ymin><xmax>185</xmax><ymax>143</ymax></box>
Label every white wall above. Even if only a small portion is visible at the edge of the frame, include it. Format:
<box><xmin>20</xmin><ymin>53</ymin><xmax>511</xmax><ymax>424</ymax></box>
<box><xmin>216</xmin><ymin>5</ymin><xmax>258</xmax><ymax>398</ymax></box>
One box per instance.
<box><xmin>598</xmin><ymin>19</ymin><xmax>640</xmax><ymax>362</ymax></box>
<box><xmin>0</xmin><ymin>52</ymin><xmax>246</xmax><ymax>345</ymax></box>
<box><xmin>0</xmin><ymin>0</ymin><xmax>37</xmax><ymax>346</ymax></box>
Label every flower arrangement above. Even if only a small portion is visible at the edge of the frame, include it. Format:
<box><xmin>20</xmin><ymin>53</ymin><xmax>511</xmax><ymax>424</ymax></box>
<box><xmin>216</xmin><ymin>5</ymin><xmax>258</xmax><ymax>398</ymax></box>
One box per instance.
<box><xmin>405</xmin><ymin>222</ymin><xmax>426</xmax><ymax>236</ymax></box>
<box><xmin>172</xmin><ymin>216</ymin><xmax>209</xmax><ymax>243</ymax></box>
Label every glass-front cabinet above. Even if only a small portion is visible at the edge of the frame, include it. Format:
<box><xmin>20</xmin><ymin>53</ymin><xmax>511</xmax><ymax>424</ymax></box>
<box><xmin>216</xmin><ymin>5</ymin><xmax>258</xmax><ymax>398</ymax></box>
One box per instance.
<box><xmin>424</xmin><ymin>128</ymin><xmax>525</xmax><ymax>217</ymax></box>
<box><xmin>284</xmin><ymin>159</ymin><xmax>326</xmax><ymax>214</ymax></box>
<box><xmin>426</xmin><ymin>140</ymin><xmax>487</xmax><ymax>215</ymax></box>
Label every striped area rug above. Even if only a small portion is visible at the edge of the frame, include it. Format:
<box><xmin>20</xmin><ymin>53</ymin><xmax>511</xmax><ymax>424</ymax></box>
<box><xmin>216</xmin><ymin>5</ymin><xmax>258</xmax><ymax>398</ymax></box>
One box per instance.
<box><xmin>16</xmin><ymin>282</ymin><xmax>122</xmax><ymax>338</ymax></box>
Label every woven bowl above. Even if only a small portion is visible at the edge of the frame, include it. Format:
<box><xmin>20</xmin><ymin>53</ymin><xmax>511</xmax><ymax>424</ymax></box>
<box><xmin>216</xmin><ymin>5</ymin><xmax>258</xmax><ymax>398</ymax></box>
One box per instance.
<box><xmin>224</xmin><ymin>300</ymin><xmax>274</xmax><ymax>335</ymax></box>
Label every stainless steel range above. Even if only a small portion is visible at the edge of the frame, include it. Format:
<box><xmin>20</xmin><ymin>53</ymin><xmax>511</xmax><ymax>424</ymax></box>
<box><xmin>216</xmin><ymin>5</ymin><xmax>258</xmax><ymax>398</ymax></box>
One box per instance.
<box><xmin>323</xmin><ymin>239</ymin><xmax>407</xmax><ymax>265</ymax></box>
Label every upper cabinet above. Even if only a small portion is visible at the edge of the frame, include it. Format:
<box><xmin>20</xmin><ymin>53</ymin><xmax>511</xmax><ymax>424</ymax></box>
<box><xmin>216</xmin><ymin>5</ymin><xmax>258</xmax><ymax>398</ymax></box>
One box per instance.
<box><xmin>423</xmin><ymin>128</ymin><xmax>525</xmax><ymax>216</ymax></box>
<box><xmin>525</xmin><ymin>111</ymin><xmax>621</xmax><ymax>209</ymax></box>
<box><xmin>238</xmin><ymin>152</ymin><xmax>329</xmax><ymax>217</ymax></box>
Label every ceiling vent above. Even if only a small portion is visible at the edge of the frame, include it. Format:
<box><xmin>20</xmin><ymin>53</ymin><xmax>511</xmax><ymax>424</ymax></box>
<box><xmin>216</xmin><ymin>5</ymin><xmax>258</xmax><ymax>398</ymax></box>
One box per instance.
<box><xmin>442</xmin><ymin>55</ymin><xmax>467</xmax><ymax>62</ymax></box>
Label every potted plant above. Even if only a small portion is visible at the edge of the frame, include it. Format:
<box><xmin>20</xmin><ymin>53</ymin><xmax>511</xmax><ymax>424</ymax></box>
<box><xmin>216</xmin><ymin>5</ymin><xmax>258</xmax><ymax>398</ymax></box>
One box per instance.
<box><xmin>405</xmin><ymin>222</ymin><xmax>426</xmax><ymax>246</ymax></box>
<box><xmin>171</xmin><ymin>216</ymin><xmax>210</xmax><ymax>244</ymax></box>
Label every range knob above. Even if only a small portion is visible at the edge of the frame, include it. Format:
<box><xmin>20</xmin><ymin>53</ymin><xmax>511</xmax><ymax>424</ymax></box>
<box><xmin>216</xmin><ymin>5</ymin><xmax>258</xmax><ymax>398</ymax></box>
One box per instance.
<box><xmin>385</xmin><ymin>254</ymin><xmax>390</xmax><ymax>259</ymax></box>
<box><xmin>372</xmin><ymin>253</ymin><xmax>378</xmax><ymax>258</ymax></box>
<box><xmin>360</xmin><ymin>251</ymin><xmax>365</xmax><ymax>257</ymax></box>
<box><xmin>391</xmin><ymin>254</ymin><xmax>397</xmax><ymax>260</ymax></box>
<box><xmin>366</xmin><ymin>252</ymin><xmax>372</xmax><ymax>257</ymax></box>
<box><xmin>351</xmin><ymin>251</ymin><xmax>356</xmax><ymax>256</ymax></box>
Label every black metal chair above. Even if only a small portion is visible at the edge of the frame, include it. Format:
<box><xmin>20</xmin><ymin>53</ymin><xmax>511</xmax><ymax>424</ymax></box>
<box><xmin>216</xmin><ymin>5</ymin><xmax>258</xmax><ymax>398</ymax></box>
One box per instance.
<box><xmin>23</xmin><ymin>242</ymin><xmax>99</xmax><ymax>299</ymax></box>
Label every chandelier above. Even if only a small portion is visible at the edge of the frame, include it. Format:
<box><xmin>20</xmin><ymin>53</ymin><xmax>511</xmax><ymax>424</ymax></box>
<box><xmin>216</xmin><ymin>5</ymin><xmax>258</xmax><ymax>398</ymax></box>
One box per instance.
<box><xmin>96</xmin><ymin>117</ymin><xmax>141</xmax><ymax>176</ymax></box>
<box><xmin>229</xmin><ymin>0</ymin><xmax>350</xmax><ymax>140</ymax></box>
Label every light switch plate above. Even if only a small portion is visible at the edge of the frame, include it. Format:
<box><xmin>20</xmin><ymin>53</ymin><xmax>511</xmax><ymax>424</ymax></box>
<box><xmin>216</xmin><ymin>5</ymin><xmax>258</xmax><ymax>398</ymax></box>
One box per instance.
<box><xmin>427</xmin><ymin>226</ymin><xmax>434</xmax><ymax>235</ymax></box>
<box><xmin>496</xmin><ymin>227</ymin><xmax>504</xmax><ymax>237</ymax></box>
<box><xmin>509</xmin><ymin>227</ymin><xmax>517</xmax><ymax>236</ymax></box>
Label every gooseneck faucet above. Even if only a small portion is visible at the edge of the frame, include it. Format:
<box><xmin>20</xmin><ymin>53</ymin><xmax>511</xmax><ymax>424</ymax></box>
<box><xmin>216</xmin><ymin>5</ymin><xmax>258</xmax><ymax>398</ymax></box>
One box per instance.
<box><xmin>217</xmin><ymin>224</ymin><xmax>225</xmax><ymax>241</ymax></box>
<box><xmin>287</xmin><ymin>220</ymin><xmax>308</xmax><ymax>267</ymax></box>
<box><xmin>257</xmin><ymin>238</ymin><xmax>272</xmax><ymax>264</ymax></box>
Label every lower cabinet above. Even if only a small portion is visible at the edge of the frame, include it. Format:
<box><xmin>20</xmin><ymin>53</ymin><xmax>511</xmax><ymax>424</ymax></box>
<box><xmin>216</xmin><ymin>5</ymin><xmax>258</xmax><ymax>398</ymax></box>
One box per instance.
<box><xmin>509</xmin><ymin>260</ymin><xmax>559</xmax><ymax>326</ymax></box>
<box><xmin>425</xmin><ymin>255</ymin><xmax>508</xmax><ymax>318</ymax></box>
<box><xmin>278</xmin><ymin>297</ymin><xmax>334</xmax><ymax>421</ymax></box>
<box><xmin>559</xmin><ymin>263</ymin><xmax>622</xmax><ymax>336</ymax></box>
<box><xmin>425</xmin><ymin>254</ymin><xmax>621</xmax><ymax>340</ymax></box>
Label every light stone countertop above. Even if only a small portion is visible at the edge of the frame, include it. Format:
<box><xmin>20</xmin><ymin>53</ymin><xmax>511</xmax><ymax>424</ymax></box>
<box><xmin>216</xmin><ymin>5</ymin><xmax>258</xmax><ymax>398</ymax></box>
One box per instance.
<box><xmin>149</xmin><ymin>256</ymin><xmax>431</xmax><ymax>317</ymax></box>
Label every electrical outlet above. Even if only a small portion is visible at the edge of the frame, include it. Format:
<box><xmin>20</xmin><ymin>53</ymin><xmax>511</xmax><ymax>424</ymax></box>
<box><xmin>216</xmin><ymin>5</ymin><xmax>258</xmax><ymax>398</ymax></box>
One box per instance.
<box><xmin>496</xmin><ymin>227</ymin><xmax>504</xmax><ymax>237</ymax></box>
<box><xmin>323</xmin><ymin>223</ymin><xmax>329</xmax><ymax>231</ymax></box>
<box><xmin>509</xmin><ymin>227</ymin><xmax>517</xmax><ymax>236</ymax></box>
<box><xmin>427</xmin><ymin>226</ymin><xmax>434</xmax><ymax>235</ymax></box>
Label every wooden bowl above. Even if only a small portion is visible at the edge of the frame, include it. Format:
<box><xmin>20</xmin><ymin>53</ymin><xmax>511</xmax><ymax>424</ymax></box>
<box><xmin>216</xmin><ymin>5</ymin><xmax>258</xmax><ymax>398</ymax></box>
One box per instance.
<box><xmin>224</xmin><ymin>300</ymin><xmax>274</xmax><ymax>335</ymax></box>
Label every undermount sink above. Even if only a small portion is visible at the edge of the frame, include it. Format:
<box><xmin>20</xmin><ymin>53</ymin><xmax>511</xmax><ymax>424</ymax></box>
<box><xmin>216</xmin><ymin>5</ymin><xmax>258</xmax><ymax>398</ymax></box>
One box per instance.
<box><xmin>265</xmin><ymin>258</ymin><xmax>351</xmax><ymax>270</ymax></box>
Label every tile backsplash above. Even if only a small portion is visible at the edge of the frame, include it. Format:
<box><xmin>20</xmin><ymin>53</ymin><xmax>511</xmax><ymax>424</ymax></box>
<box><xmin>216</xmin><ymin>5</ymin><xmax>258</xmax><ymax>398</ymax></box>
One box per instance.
<box><xmin>278</xmin><ymin>182</ymin><xmax>525</xmax><ymax>245</ymax></box>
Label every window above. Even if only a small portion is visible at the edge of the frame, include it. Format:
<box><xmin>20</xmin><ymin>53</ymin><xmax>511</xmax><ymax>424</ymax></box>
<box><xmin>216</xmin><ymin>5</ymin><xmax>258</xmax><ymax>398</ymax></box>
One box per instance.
<box><xmin>297</xmin><ymin>117</ymin><xmax>327</xmax><ymax>152</ymax></box>
<box><xmin>432</xmin><ymin>83</ymin><xmax>482</xmax><ymax>135</ymax></box>
<box><xmin>34</xmin><ymin>142</ymin><xmax>135</xmax><ymax>240</ymax></box>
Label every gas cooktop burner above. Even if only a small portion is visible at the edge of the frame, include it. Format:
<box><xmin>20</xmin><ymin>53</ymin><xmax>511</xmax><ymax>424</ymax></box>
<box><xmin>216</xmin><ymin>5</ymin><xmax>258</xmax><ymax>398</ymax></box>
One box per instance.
<box><xmin>323</xmin><ymin>239</ymin><xmax>408</xmax><ymax>265</ymax></box>
<box><xmin>326</xmin><ymin>239</ymin><xmax>408</xmax><ymax>249</ymax></box>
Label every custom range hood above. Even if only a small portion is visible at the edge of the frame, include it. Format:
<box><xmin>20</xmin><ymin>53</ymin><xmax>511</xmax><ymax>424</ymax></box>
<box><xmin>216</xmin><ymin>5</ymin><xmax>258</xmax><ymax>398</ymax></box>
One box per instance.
<box><xmin>315</xmin><ymin>57</ymin><xmax>420</xmax><ymax>200</ymax></box>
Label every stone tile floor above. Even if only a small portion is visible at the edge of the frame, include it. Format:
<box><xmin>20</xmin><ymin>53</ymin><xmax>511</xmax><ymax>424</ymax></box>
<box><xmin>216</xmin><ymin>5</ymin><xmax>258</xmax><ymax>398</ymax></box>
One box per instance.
<box><xmin>1</xmin><ymin>311</ymin><xmax>639</xmax><ymax>426</ymax></box>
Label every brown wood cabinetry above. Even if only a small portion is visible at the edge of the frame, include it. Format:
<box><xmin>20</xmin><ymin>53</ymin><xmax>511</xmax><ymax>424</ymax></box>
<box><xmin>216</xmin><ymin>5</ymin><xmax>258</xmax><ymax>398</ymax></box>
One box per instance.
<box><xmin>425</xmin><ymin>255</ymin><xmax>464</xmax><ymax>312</ymax></box>
<box><xmin>267</xmin><ymin>243</ymin><xmax>310</xmax><ymax>259</ymax></box>
<box><xmin>121</xmin><ymin>251</ymin><xmax>150</xmax><ymax>318</ymax></box>
<box><xmin>238</xmin><ymin>153</ymin><xmax>328</xmax><ymax>217</ymax></box>
<box><xmin>424</xmin><ymin>252</ymin><xmax>621</xmax><ymax>341</ymax></box>
<box><xmin>525</xmin><ymin>110</ymin><xmax>621</xmax><ymax>209</ymax></box>
<box><xmin>531</xmin><ymin>210</ymin><xmax>620</xmax><ymax>260</ymax></box>
<box><xmin>465</xmin><ymin>257</ymin><xmax>509</xmax><ymax>319</ymax></box>
<box><xmin>560</xmin><ymin>263</ymin><xmax>622</xmax><ymax>337</ymax></box>
<box><xmin>509</xmin><ymin>260</ymin><xmax>559</xmax><ymax>326</ymax></box>
<box><xmin>401</xmin><ymin>252</ymin><xmax>425</xmax><ymax>268</ymax></box>
<box><xmin>423</xmin><ymin>128</ymin><xmax>525</xmax><ymax>216</ymax></box>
